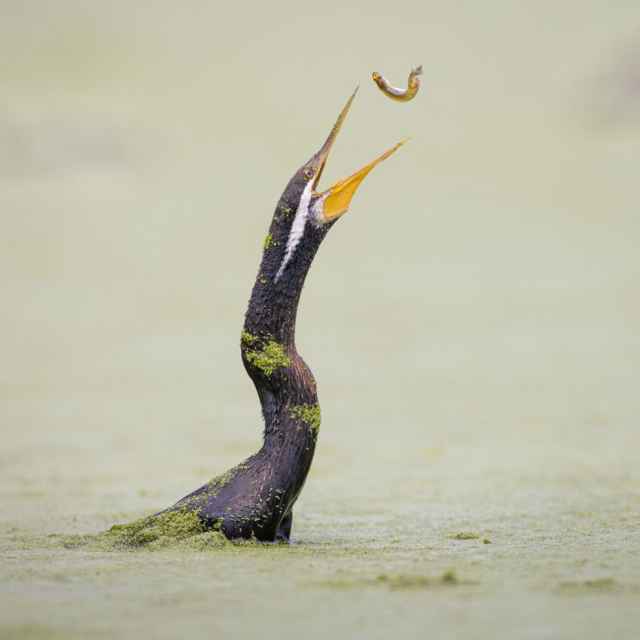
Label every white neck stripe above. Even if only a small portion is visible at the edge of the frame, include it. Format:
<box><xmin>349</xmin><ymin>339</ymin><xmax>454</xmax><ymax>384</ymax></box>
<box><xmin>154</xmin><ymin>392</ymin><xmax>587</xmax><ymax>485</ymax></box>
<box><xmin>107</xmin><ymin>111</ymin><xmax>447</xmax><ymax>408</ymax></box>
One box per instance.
<box><xmin>275</xmin><ymin>181</ymin><xmax>313</xmax><ymax>282</ymax></box>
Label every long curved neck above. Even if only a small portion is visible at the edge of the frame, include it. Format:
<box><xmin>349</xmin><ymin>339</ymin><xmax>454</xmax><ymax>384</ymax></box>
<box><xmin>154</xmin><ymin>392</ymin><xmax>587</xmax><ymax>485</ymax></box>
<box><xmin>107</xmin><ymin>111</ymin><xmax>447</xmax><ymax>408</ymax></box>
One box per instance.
<box><xmin>241</xmin><ymin>199</ymin><xmax>332</xmax><ymax>453</ymax></box>
<box><xmin>243</xmin><ymin>201</ymin><xmax>330</xmax><ymax>348</ymax></box>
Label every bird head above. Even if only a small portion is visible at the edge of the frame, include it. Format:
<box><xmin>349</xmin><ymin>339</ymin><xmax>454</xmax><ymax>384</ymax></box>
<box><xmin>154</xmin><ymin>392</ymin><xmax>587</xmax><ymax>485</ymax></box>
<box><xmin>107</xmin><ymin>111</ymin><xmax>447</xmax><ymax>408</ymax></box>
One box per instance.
<box><xmin>269</xmin><ymin>89</ymin><xmax>406</xmax><ymax>284</ymax></box>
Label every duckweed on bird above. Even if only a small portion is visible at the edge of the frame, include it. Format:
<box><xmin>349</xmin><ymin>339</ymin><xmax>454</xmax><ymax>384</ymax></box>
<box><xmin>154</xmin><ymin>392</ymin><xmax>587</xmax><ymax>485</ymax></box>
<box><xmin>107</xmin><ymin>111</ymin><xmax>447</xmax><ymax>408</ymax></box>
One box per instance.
<box><xmin>50</xmin><ymin>510</ymin><xmax>231</xmax><ymax>551</ymax></box>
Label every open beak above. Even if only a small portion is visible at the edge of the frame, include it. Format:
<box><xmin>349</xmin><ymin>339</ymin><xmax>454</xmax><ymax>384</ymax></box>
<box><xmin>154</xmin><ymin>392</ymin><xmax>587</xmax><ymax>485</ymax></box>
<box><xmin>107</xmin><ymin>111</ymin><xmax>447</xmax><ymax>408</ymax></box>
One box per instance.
<box><xmin>312</xmin><ymin>89</ymin><xmax>407</xmax><ymax>224</ymax></box>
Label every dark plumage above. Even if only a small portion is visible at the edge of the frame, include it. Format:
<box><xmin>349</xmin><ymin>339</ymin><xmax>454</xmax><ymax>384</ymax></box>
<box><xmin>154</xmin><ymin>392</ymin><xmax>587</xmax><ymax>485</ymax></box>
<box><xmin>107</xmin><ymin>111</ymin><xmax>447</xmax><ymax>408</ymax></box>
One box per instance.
<box><xmin>157</xmin><ymin>89</ymin><xmax>404</xmax><ymax>542</ymax></box>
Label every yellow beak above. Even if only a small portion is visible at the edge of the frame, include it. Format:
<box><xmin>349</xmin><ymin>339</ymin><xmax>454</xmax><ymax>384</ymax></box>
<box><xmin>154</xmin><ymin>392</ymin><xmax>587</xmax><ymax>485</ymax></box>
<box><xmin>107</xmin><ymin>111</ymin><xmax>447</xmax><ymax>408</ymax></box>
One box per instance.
<box><xmin>315</xmin><ymin>139</ymin><xmax>407</xmax><ymax>223</ymax></box>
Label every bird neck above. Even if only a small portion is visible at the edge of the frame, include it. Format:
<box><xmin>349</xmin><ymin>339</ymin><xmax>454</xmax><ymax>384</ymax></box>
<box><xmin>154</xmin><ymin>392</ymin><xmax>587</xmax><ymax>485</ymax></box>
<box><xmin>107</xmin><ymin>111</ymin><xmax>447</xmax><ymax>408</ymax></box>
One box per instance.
<box><xmin>243</xmin><ymin>201</ymin><xmax>329</xmax><ymax>348</ymax></box>
<box><xmin>240</xmin><ymin>204</ymin><xmax>327</xmax><ymax>453</ymax></box>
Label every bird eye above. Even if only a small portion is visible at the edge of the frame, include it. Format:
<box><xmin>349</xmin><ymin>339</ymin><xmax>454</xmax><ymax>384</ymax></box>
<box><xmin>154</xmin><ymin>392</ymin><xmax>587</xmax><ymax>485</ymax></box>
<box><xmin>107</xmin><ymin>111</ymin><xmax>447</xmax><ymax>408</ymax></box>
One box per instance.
<box><xmin>304</xmin><ymin>168</ymin><xmax>314</xmax><ymax>179</ymax></box>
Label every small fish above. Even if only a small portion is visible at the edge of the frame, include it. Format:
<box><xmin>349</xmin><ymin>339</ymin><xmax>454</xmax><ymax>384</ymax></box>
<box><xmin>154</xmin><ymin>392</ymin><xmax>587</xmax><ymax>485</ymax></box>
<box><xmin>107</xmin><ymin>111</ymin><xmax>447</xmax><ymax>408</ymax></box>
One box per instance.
<box><xmin>372</xmin><ymin>65</ymin><xmax>423</xmax><ymax>102</ymax></box>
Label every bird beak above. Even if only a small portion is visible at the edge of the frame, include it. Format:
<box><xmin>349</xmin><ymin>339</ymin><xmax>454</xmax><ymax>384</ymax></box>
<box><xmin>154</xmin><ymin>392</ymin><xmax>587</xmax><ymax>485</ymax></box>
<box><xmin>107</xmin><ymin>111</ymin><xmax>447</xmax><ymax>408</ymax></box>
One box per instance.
<box><xmin>311</xmin><ymin>89</ymin><xmax>407</xmax><ymax>224</ymax></box>
<box><xmin>315</xmin><ymin>140</ymin><xmax>407</xmax><ymax>223</ymax></box>
<box><xmin>311</xmin><ymin>88</ymin><xmax>358</xmax><ymax>190</ymax></box>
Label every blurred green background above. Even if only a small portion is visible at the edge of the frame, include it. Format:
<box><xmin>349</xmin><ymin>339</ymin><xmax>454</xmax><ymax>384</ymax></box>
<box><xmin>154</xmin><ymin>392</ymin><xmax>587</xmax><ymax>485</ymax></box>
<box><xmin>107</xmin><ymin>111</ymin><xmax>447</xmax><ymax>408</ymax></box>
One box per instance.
<box><xmin>1</xmin><ymin>2</ymin><xmax>639</xmax><ymax>638</ymax></box>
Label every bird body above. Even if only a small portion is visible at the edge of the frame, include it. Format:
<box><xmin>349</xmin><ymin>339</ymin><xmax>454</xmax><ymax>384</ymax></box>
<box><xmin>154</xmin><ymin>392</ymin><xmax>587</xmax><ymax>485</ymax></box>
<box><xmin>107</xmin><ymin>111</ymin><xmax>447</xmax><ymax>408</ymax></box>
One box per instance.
<box><xmin>131</xmin><ymin>90</ymin><xmax>405</xmax><ymax>543</ymax></box>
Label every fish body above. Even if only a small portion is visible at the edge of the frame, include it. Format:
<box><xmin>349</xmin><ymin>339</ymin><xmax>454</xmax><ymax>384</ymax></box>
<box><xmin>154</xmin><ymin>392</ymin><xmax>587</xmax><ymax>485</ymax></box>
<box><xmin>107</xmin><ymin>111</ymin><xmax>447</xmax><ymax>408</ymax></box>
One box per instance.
<box><xmin>372</xmin><ymin>65</ymin><xmax>423</xmax><ymax>102</ymax></box>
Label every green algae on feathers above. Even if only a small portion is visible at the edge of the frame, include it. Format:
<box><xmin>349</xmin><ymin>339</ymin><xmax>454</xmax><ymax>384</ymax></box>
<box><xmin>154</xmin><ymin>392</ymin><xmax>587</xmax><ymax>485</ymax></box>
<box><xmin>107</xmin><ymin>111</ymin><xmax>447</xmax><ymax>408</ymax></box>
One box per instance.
<box><xmin>263</xmin><ymin>233</ymin><xmax>274</xmax><ymax>250</ymax></box>
<box><xmin>105</xmin><ymin>510</ymin><xmax>206</xmax><ymax>549</ymax></box>
<box><xmin>290</xmin><ymin>404</ymin><xmax>321</xmax><ymax>434</ymax></box>
<box><xmin>241</xmin><ymin>331</ymin><xmax>258</xmax><ymax>345</ymax></box>
<box><xmin>51</xmin><ymin>509</ymin><xmax>230</xmax><ymax>552</ymax></box>
<box><xmin>242</xmin><ymin>335</ymin><xmax>290</xmax><ymax>376</ymax></box>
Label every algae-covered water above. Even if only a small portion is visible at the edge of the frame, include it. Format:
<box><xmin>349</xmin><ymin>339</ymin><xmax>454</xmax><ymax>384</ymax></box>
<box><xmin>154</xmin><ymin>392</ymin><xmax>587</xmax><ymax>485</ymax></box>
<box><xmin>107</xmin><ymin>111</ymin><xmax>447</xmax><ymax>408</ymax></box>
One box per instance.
<box><xmin>2</xmin><ymin>2</ymin><xmax>640</xmax><ymax>638</ymax></box>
